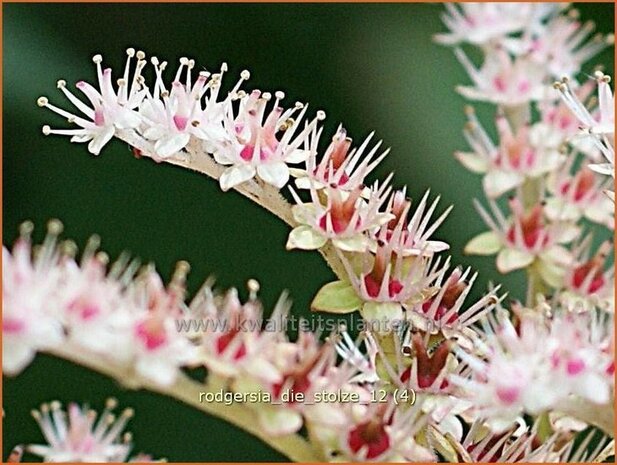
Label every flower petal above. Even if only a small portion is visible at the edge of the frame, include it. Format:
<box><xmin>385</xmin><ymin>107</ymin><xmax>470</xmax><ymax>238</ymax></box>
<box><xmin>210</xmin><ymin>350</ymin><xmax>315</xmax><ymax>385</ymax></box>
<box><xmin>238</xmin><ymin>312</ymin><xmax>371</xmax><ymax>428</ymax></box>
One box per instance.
<box><xmin>332</xmin><ymin>235</ymin><xmax>371</xmax><ymax>252</ymax></box>
<box><xmin>285</xmin><ymin>148</ymin><xmax>311</xmax><ymax>164</ymax></box>
<box><xmin>286</xmin><ymin>225</ymin><xmax>327</xmax><ymax>250</ymax></box>
<box><xmin>154</xmin><ymin>133</ymin><xmax>191</xmax><ymax>158</ymax></box>
<box><xmin>87</xmin><ymin>126</ymin><xmax>115</xmax><ymax>155</ymax></box>
<box><xmin>454</xmin><ymin>151</ymin><xmax>488</xmax><ymax>174</ymax></box>
<box><xmin>483</xmin><ymin>169</ymin><xmax>523</xmax><ymax>198</ymax></box>
<box><xmin>496</xmin><ymin>248</ymin><xmax>534</xmax><ymax>273</ymax></box>
<box><xmin>257</xmin><ymin>162</ymin><xmax>290</xmax><ymax>188</ymax></box>
<box><xmin>219</xmin><ymin>165</ymin><xmax>256</xmax><ymax>191</ymax></box>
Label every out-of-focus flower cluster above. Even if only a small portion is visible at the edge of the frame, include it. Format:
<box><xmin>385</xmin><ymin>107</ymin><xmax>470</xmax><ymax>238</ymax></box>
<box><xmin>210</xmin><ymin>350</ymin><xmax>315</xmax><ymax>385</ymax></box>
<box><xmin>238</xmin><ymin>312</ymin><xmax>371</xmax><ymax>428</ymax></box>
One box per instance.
<box><xmin>7</xmin><ymin>399</ymin><xmax>159</xmax><ymax>463</ymax></box>
<box><xmin>435</xmin><ymin>1</ymin><xmax>616</xmax><ymax>460</ymax></box>
<box><xmin>4</xmin><ymin>222</ymin><xmax>614</xmax><ymax>462</ymax></box>
<box><xmin>438</xmin><ymin>3</ymin><xmax>614</xmax><ymax>304</ymax></box>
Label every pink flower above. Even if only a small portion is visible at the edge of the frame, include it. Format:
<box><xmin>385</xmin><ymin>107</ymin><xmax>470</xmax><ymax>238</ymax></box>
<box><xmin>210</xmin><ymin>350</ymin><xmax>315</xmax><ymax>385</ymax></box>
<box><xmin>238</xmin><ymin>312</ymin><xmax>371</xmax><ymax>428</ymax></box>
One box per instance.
<box><xmin>434</xmin><ymin>3</ymin><xmax>562</xmax><ymax>47</ymax></box>
<box><xmin>455</xmin><ymin>48</ymin><xmax>547</xmax><ymax>107</ymax></box>
<box><xmin>139</xmin><ymin>59</ymin><xmax>238</xmax><ymax>159</ymax></box>
<box><xmin>545</xmin><ymin>160</ymin><xmax>614</xmax><ymax>228</ymax></box>
<box><xmin>26</xmin><ymin>399</ymin><xmax>150</xmax><ymax>462</ymax></box>
<box><xmin>287</xmin><ymin>176</ymin><xmax>393</xmax><ymax>252</ymax></box>
<box><xmin>293</xmin><ymin>125</ymin><xmax>389</xmax><ymax>192</ymax></box>
<box><xmin>213</xmin><ymin>90</ymin><xmax>325</xmax><ymax>190</ymax></box>
<box><xmin>39</xmin><ymin>50</ymin><xmax>145</xmax><ymax>155</ymax></box>
<box><xmin>2</xmin><ymin>221</ymin><xmax>64</xmax><ymax>375</ymax></box>
<box><xmin>466</xmin><ymin>197</ymin><xmax>578</xmax><ymax>285</ymax></box>
<box><xmin>523</xmin><ymin>12</ymin><xmax>614</xmax><ymax>78</ymax></box>
<box><xmin>456</xmin><ymin>109</ymin><xmax>563</xmax><ymax>198</ymax></box>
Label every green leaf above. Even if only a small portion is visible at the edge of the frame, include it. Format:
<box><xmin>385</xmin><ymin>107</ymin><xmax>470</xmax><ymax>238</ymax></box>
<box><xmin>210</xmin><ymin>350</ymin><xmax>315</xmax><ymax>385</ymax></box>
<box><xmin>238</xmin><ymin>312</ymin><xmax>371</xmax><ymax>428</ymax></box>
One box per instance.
<box><xmin>310</xmin><ymin>280</ymin><xmax>362</xmax><ymax>314</ymax></box>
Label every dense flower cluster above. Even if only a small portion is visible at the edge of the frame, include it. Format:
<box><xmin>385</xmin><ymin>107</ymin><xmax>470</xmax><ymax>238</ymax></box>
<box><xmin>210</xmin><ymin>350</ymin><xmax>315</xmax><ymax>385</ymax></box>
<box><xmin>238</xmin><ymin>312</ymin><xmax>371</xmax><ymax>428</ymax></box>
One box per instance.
<box><xmin>7</xmin><ymin>399</ymin><xmax>157</xmax><ymax>463</ymax></box>
<box><xmin>436</xmin><ymin>1</ymin><xmax>615</xmax><ymax>456</ymax></box>
<box><xmin>4</xmin><ymin>2</ymin><xmax>614</xmax><ymax>463</ymax></box>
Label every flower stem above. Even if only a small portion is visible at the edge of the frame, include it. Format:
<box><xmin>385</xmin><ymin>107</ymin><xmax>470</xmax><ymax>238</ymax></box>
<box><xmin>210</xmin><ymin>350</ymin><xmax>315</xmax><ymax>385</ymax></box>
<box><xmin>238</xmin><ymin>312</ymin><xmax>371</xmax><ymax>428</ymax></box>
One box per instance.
<box><xmin>117</xmin><ymin>130</ymin><xmax>348</xmax><ymax>281</ymax></box>
<box><xmin>47</xmin><ymin>343</ymin><xmax>321</xmax><ymax>462</ymax></box>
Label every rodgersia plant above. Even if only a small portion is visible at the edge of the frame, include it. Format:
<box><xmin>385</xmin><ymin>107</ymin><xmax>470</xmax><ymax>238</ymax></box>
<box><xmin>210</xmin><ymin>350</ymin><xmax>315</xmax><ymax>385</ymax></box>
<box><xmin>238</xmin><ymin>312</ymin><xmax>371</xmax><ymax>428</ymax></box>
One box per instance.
<box><xmin>4</xmin><ymin>3</ymin><xmax>615</xmax><ymax>463</ymax></box>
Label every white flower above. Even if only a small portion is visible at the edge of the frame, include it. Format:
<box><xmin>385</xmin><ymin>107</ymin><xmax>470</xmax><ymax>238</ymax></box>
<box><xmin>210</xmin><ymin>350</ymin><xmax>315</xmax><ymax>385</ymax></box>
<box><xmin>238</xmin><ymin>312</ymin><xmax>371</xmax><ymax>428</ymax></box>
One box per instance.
<box><xmin>27</xmin><ymin>399</ymin><xmax>140</xmax><ymax>462</ymax></box>
<box><xmin>555</xmin><ymin>72</ymin><xmax>615</xmax><ymax>184</ymax></box>
<box><xmin>466</xmin><ymin>197</ymin><xmax>577</xmax><ymax>286</ymax></box>
<box><xmin>455</xmin><ymin>48</ymin><xmax>547</xmax><ymax>107</ymax></box>
<box><xmin>2</xmin><ymin>222</ymin><xmax>64</xmax><ymax>375</ymax></box>
<box><xmin>58</xmin><ymin>255</ymin><xmax>135</xmax><ymax>355</ymax></box>
<box><xmin>213</xmin><ymin>90</ymin><xmax>325</xmax><ymax>191</ymax></box>
<box><xmin>434</xmin><ymin>3</ymin><xmax>562</xmax><ymax>47</ymax></box>
<box><xmin>127</xmin><ymin>267</ymin><xmax>199</xmax><ymax>386</ymax></box>
<box><xmin>292</xmin><ymin>125</ymin><xmax>389</xmax><ymax>192</ymax></box>
<box><xmin>372</xmin><ymin>189</ymin><xmax>451</xmax><ymax>256</ymax></box>
<box><xmin>545</xmin><ymin>159</ymin><xmax>614</xmax><ymax>228</ymax></box>
<box><xmin>338</xmin><ymin>398</ymin><xmax>435</xmax><ymax>462</ymax></box>
<box><xmin>451</xmin><ymin>310</ymin><xmax>614</xmax><ymax>430</ymax></box>
<box><xmin>139</xmin><ymin>59</ymin><xmax>238</xmax><ymax>159</ymax></box>
<box><xmin>523</xmin><ymin>11</ymin><xmax>614</xmax><ymax>79</ymax></box>
<box><xmin>287</xmin><ymin>177</ymin><xmax>393</xmax><ymax>253</ymax></box>
<box><xmin>39</xmin><ymin>49</ymin><xmax>146</xmax><ymax>155</ymax></box>
<box><xmin>456</xmin><ymin>108</ymin><xmax>563</xmax><ymax>198</ymax></box>
<box><xmin>558</xmin><ymin>238</ymin><xmax>614</xmax><ymax>313</ymax></box>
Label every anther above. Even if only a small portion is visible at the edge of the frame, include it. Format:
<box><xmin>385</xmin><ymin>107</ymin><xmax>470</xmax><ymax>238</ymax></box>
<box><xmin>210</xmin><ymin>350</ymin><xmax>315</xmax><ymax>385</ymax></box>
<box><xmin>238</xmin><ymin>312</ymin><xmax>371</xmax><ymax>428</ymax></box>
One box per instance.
<box><xmin>275</xmin><ymin>91</ymin><xmax>285</xmax><ymax>100</ymax></box>
<box><xmin>262</xmin><ymin>92</ymin><xmax>272</xmax><ymax>101</ymax></box>
<box><xmin>174</xmin><ymin>260</ymin><xmax>191</xmax><ymax>279</ymax></box>
<box><xmin>42</xmin><ymin>125</ymin><xmax>51</xmax><ymax>135</ymax></box>
<box><xmin>106</xmin><ymin>397</ymin><xmax>118</xmax><ymax>409</ymax></box>
<box><xmin>122</xmin><ymin>408</ymin><xmax>135</xmax><ymax>418</ymax></box>
<box><xmin>56</xmin><ymin>80</ymin><xmax>66</xmax><ymax>89</ymax></box>
<box><xmin>47</xmin><ymin>218</ymin><xmax>64</xmax><ymax>236</ymax></box>
<box><xmin>220</xmin><ymin>62</ymin><xmax>228</xmax><ymax>72</ymax></box>
<box><xmin>247</xmin><ymin>278</ymin><xmax>260</xmax><ymax>299</ymax></box>
<box><xmin>136</xmin><ymin>51</ymin><xmax>146</xmax><ymax>60</ymax></box>
<box><xmin>317</xmin><ymin>110</ymin><xmax>326</xmax><ymax>120</ymax></box>
<box><xmin>37</xmin><ymin>96</ymin><xmax>49</xmax><ymax>107</ymax></box>
<box><xmin>92</xmin><ymin>54</ymin><xmax>103</xmax><ymax>64</ymax></box>
<box><xmin>179</xmin><ymin>57</ymin><xmax>189</xmax><ymax>65</ymax></box>
<box><xmin>19</xmin><ymin>220</ymin><xmax>34</xmax><ymax>237</ymax></box>
<box><xmin>96</xmin><ymin>251</ymin><xmax>110</xmax><ymax>265</ymax></box>
<box><xmin>151</xmin><ymin>56</ymin><xmax>159</xmax><ymax>66</ymax></box>
<box><xmin>126</xmin><ymin>48</ymin><xmax>135</xmax><ymax>57</ymax></box>
<box><xmin>60</xmin><ymin>240</ymin><xmax>78</xmax><ymax>258</ymax></box>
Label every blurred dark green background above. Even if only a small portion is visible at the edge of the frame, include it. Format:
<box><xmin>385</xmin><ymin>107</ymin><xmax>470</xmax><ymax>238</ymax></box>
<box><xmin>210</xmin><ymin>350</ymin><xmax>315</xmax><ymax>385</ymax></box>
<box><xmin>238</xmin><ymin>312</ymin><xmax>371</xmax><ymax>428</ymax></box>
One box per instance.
<box><xmin>3</xmin><ymin>3</ymin><xmax>614</xmax><ymax>462</ymax></box>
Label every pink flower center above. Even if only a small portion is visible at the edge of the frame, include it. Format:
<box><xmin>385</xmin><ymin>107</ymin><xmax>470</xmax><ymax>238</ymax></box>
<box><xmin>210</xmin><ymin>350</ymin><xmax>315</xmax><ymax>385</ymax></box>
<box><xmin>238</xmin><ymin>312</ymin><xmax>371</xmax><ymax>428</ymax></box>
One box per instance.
<box><xmin>496</xmin><ymin>386</ymin><xmax>520</xmax><ymax>405</ymax></box>
<box><xmin>363</xmin><ymin>274</ymin><xmax>403</xmax><ymax>299</ymax></box>
<box><xmin>67</xmin><ymin>298</ymin><xmax>100</xmax><ymax>321</ymax></box>
<box><xmin>173</xmin><ymin>115</ymin><xmax>188</xmax><ymax>131</ymax></box>
<box><xmin>347</xmin><ymin>421</ymin><xmax>390</xmax><ymax>459</ymax></box>
<box><xmin>566</xmin><ymin>358</ymin><xmax>586</xmax><ymax>376</ymax></box>
<box><xmin>216</xmin><ymin>330</ymin><xmax>247</xmax><ymax>360</ymax></box>
<box><xmin>135</xmin><ymin>319</ymin><xmax>167</xmax><ymax>351</ymax></box>
<box><xmin>3</xmin><ymin>317</ymin><xmax>25</xmax><ymax>334</ymax></box>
